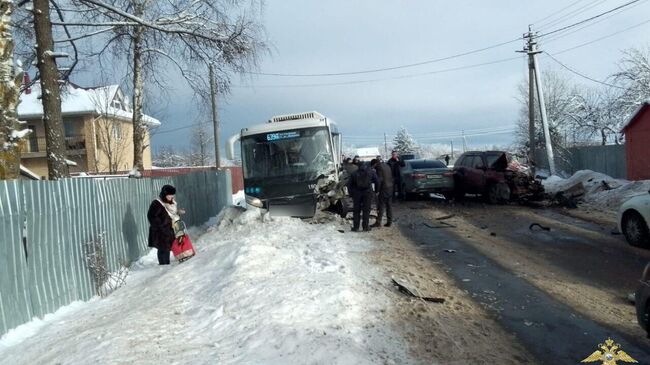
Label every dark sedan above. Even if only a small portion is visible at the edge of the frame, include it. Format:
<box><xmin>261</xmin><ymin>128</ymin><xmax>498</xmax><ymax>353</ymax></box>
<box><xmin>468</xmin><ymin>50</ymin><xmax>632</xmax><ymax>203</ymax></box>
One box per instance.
<box><xmin>400</xmin><ymin>159</ymin><xmax>454</xmax><ymax>199</ymax></box>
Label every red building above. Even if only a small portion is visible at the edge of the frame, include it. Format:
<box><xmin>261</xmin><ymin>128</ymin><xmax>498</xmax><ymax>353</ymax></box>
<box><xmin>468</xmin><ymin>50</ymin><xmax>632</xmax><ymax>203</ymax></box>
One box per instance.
<box><xmin>622</xmin><ymin>101</ymin><xmax>650</xmax><ymax>180</ymax></box>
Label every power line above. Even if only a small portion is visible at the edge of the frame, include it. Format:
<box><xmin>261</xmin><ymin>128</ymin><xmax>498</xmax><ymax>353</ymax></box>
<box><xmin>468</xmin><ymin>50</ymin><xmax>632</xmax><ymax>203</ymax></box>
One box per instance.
<box><xmin>235</xmin><ymin>56</ymin><xmax>523</xmax><ymax>88</ymax></box>
<box><xmin>244</xmin><ymin>38</ymin><xmax>522</xmax><ymax>77</ymax></box>
<box><xmin>154</xmin><ymin>121</ymin><xmax>204</xmax><ymax>134</ymax></box>
<box><xmin>344</xmin><ymin>128</ymin><xmax>517</xmax><ymax>142</ymax></box>
<box><xmin>239</xmin><ymin>1</ymin><xmax>639</xmax><ymax>82</ymax></box>
<box><xmin>551</xmin><ymin>17</ymin><xmax>650</xmax><ymax>55</ymax></box>
<box><xmin>536</xmin><ymin>0</ymin><xmax>608</xmax><ymax>30</ymax></box>
<box><xmin>532</xmin><ymin>0</ymin><xmax>588</xmax><ymax>27</ymax></box>
<box><xmin>542</xmin><ymin>0</ymin><xmax>648</xmax><ymax>44</ymax></box>
<box><xmin>545</xmin><ymin>52</ymin><xmax>625</xmax><ymax>89</ymax></box>
<box><xmin>343</xmin><ymin>125</ymin><xmax>516</xmax><ymax>140</ymax></box>
<box><xmin>538</xmin><ymin>0</ymin><xmax>643</xmax><ymax>38</ymax></box>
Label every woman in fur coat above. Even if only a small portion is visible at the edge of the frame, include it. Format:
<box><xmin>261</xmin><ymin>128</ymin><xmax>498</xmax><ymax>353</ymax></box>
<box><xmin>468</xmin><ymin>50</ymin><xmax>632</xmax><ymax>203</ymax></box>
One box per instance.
<box><xmin>147</xmin><ymin>185</ymin><xmax>181</xmax><ymax>265</ymax></box>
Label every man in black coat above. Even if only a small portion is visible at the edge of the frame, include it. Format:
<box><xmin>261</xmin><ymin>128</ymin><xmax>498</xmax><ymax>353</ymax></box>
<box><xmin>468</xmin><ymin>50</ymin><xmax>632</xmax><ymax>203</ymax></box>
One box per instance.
<box><xmin>387</xmin><ymin>151</ymin><xmax>406</xmax><ymax>199</ymax></box>
<box><xmin>347</xmin><ymin>163</ymin><xmax>378</xmax><ymax>232</ymax></box>
<box><xmin>371</xmin><ymin>159</ymin><xmax>394</xmax><ymax>228</ymax></box>
<box><xmin>147</xmin><ymin>185</ymin><xmax>176</xmax><ymax>265</ymax></box>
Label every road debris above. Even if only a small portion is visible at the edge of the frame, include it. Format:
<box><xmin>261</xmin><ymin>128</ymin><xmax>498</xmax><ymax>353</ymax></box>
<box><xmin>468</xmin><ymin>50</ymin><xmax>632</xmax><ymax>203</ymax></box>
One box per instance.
<box><xmin>391</xmin><ymin>279</ymin><xmax>445</xmax><ymax>303</ymax></box>
<box><xmin>529</xmin><ymin>223</ymin><xmax>551</xmax><ymax>231</ymax></box>
<box><xmin>435</xmin><ymin>214</ymin><xmax>455</xmax><ymax>221</ymax></box>
<box><xmin>423</xmin><ymin>222</ymin><xmax>456</xmax><ymax>229</ymax></box>
<box><xmin>444</xmin><ymin>249</ymin><xmax>457</xmax><ymax>253</ymax></box>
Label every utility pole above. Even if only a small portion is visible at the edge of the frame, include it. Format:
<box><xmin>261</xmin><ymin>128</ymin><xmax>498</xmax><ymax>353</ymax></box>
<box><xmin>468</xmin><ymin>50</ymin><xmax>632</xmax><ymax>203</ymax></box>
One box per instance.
<box><xmin>450</xmin><ymin>140</ymin><xmax>454</xmax><ymax>158</ymax></box>
<box><xmin>520</xmin><ymin>27</ymin><xmax>555</xmax><ymax>175</ymax></box>
<box><xmin>209</xmin><ymin>63</ymin><xmax>221</xmax><ymax>169</ymax></box>
<box><xmin>529</xmin><ymin>37</ymin><xmax>555</xmax><ymax>175</ymax></box>
<box><xmin>525</xmin><ymin>26</ymin><xmax>536</xmax><ymax>168</ymax></box>
<box><xmin>384</xmin><ymin>133</ymin><xmax>388</xmax><ymax>157</ymax></box>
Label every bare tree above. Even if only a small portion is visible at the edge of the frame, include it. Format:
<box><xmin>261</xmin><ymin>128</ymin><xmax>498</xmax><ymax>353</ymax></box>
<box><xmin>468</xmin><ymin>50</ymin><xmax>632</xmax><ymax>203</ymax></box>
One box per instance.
<box><xmin>33</xmin><ymin>0</ymin><xmax>70</xmax><ymax>179</ymax></box>
<box><xmin>153</xmin><ymin>145</ymin><xmax>185</xmax><ymax>167</ymax></box>
<box><xmin>515</xmin><ymin>70</ymin><xmax>578</xmax><ymax>158</ymax></box>
<box><xmin>63</xmin><ymin>0</ymin><xmax>265</xmax><ymax>173</ymax></box>
<box><xmin>565</xmin><ymin>87</ymin><xmax>626</xmax><ymax>145</ymax></box>
<box><xmin>0</xmin><ymin>0</ymin><xmax>30</xmax><ymax>179</ymax></box>
<box><xmin>188</xmin><ymin>121</ymin><xmax>213</xmax><ymax>166</ymax></box>
<box><xmin>613</xmin><ymin>46</ymin><xmax>650</xmax><ymax>116</ymax></box>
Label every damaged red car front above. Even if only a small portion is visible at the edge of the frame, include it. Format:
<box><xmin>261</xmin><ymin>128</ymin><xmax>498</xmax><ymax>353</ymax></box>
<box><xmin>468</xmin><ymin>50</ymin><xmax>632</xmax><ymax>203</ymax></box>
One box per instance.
<box><xmin>453</xmin><ymin>151</ymin><xmax>544</xmax><ymax>204</ymax></box>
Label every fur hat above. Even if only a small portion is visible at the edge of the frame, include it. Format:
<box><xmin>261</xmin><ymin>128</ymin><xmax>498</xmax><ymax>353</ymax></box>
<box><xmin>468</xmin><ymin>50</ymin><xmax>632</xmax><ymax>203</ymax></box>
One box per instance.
<box><xmin>160</xmin><ymin>185</ymin><xmax>176</xmax><ymax>198</ymax></box>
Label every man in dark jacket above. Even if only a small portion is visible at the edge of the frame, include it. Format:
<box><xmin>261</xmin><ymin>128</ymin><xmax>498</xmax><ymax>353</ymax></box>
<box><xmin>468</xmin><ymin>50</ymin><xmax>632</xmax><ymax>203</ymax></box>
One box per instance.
<box><xmin>371</xmin><ymin>159</ymin><xmax>393</xmax><ymax>228</ymax></box>
<box><xmin>347</xmin><ymin>163</ymin><xmax>379</xmax><ymax>232</ymax></box>
<box><xmin>387</xmin><ymin>151</ymin><xmax>405</xmax><ymax>199</ymax></box>
<box><xmin>147</xmin><ymin>185</ymin><xmax>176</xmax><ymax>265</ymax></box>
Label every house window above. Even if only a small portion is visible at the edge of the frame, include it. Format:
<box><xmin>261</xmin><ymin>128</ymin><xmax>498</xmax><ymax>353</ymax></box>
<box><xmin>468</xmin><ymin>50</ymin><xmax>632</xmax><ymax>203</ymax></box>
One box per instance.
<box><xmin>64</xmin><ymin>121</ymin><xmax>75</xmax><ymax>137</ymax></box>
<box><xmin>111</xmin><ymin>99</ymin><xmax>122</xmax><ymax>110</ymax></box>
<box><xmin>28</xmin><ymin>125</ymin><xmax>38</xmax><ymax>152</ymax></box>
<box><xmin>112</xmin><ymin>124</ymin><xmax>122</xmax><ymax>140</ymax></box>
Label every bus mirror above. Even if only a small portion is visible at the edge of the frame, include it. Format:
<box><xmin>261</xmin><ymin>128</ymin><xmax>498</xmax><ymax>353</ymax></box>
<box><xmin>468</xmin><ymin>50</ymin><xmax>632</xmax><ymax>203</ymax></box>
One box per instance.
<box><xmin>226</xmin><ymin>134</ymin><xmax>240</xmax><ymax>160</ymax></box>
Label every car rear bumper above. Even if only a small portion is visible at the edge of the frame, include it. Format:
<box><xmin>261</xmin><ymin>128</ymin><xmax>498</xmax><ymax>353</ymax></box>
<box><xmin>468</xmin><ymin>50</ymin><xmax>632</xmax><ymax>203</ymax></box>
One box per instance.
<box><xmin>407</xmin><ymin>186</ymin><xmax>454</xmax><ymax>194</ymax></box>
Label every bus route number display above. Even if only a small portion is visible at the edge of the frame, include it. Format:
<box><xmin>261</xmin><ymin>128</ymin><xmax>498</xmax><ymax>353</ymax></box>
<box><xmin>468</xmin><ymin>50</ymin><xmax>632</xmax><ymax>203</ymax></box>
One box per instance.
<box><xmin>267</xmin><ymin>131</ymin><xmax>301</xmax><ymax>141</ymax></box>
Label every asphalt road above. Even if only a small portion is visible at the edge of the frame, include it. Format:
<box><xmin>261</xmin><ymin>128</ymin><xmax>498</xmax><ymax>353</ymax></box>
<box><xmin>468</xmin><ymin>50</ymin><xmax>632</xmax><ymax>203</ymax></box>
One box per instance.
<box><xmin>393</xmin><ymin>197</ymin><xmax>650</xmax><ymax>365</ymax></box>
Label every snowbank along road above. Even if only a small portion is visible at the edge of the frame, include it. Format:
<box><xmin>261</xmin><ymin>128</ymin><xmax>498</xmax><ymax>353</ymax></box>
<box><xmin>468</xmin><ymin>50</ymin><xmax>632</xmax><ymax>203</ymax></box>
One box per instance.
<box><xmin>0</xmin><ymin>207</ymin><xmax>418</xmax><ymax>365</ymax></box>
<box><xmin>2</xmin><ymin>198</ymin><xmax>650</xmax><ymax>364</ymax></box>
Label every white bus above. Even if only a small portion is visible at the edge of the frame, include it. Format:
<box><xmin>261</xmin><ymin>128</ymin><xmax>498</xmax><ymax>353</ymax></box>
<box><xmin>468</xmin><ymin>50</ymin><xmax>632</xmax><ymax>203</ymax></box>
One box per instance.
<box><xmin>226</xmin><ymin>111</ymin><xmax>344</xmax><ymax>217</ymax></box>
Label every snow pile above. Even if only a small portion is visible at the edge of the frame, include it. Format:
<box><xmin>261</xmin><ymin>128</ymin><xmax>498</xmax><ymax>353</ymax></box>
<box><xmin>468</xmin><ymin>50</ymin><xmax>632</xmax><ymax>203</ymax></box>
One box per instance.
<box><xmin>232</xmin><ymin>189</ymin><xmax>245</xmax><ymax>207</ymax></box>
<box><xmin>0</xmin><ymin>208</ymin><xmax>414</xmax><ymax>365</ymax></box>
<box><xmin>543</xmin><ymin>170</ymin><xmax>650</xmax><ymax>211</ymax></box>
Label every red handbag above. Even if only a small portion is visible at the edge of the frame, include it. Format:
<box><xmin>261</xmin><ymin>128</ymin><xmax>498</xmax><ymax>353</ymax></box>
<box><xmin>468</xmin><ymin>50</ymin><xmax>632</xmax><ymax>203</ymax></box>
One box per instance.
<box><xmin>171</xmin><ymin>235</ymin><xmax>195</xmax><ymax>262</ymax></box>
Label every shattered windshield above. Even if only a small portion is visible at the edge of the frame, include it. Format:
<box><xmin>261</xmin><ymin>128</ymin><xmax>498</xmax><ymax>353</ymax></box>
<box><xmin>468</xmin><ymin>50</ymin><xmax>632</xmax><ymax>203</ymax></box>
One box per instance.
<box><xmin>241</xmin><ymin>127</ymin><xmax>334</xmax><ymax>181</ymax></box>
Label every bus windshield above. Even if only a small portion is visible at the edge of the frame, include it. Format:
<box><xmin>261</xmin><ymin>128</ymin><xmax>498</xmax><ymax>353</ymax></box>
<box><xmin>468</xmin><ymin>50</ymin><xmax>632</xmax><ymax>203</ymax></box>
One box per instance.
<box><xmin>241</xmin><ymin>127</ymin><xmax>334</xmax><ymax>181</ymax></box>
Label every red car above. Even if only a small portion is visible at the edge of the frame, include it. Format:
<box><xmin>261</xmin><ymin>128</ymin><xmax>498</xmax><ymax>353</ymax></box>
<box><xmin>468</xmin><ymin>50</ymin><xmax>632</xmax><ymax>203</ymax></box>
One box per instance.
<box><xmin>452</xmin><ymin>151</ymin><xmax>543</xmax><ymax>203</ymax></box>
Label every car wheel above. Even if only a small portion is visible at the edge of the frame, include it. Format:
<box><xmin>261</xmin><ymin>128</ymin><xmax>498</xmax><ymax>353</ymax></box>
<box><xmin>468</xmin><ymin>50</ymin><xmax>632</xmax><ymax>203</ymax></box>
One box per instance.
<box><xmin>486</xmin><ymin>183</ymin><xmax>510</xmax><ymax>204</ymax></box>
<box><xmin>622</xmin><ymin>211</ymin><xmax>650</xmax><ymax>248</ymax></box>
<box><xmin>645</xmin><ymin>301</ymin><xmax>650</xmax><ymax>338</ymax></box>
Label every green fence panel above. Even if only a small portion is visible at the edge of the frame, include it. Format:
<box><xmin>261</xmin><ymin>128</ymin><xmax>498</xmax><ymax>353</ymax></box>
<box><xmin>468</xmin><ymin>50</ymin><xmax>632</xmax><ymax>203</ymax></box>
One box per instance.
<box><xmin>1</xmin><ymin>171</ymin><xmax>231</xmax><ymax>337</ymax></box>
<box><xmin>0</xmin><ymin>180</ymin><xmax>32</xmax><ymax>334</ymax></box>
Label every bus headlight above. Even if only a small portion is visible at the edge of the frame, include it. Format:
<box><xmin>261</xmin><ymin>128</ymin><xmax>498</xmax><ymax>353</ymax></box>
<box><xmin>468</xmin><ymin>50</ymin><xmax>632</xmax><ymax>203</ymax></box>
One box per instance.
<box><xmin>246</xmin><ymin>195</ymin><xmax>263</xmax><ymax>208</ymax></box>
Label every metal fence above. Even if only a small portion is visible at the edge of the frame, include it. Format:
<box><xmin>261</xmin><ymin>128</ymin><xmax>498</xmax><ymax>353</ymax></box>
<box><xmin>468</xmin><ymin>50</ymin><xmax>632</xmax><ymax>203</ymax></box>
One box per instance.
<box><xmin>0</xmin><ymin>170</ymin><xmax>232</xmax><ymax>336</ymax></box>
<box><xmin>534</xmin><ymin>144</ymin><xmax>627</xmax><ymax>178</ymax></box>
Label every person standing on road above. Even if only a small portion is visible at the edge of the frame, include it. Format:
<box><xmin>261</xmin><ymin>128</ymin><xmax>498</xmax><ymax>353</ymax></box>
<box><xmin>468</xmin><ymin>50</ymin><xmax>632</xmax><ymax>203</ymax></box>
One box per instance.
<box><xmin>343</xmin><ymin>157</ymin><xmax>358</xmax><ymax>174</ymax></box>
<box><xmin>387</xmin><ymin>151</ymin><xmax>405</xmax><ymax>200</ymax></box>
<box><xmin>147</xmin><ymin>185</ymin><xmax>183</xmax><ymax>265</ymax></box>
<box><xmin>371</xmin><ymin>158</ymin><xmax>393</xmax><ymax>228</ymax></box>
<box><xmin>347</xmin><ymin>162</ymin><xmax>379</xmax><ymax>232</ymax></box>
<box><xmin>445</xmin><ymin>154</ymin><xmax>451</xmax><ymax>166</ymax></box>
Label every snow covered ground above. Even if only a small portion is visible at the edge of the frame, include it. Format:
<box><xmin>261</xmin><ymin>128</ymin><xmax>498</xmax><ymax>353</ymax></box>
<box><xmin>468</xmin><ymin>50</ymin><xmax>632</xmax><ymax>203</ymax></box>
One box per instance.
<box><xmin>543</xmin><ymin>170</ymin><xmax>650</xmax><ymax>212</ymax></box>
<box><xmin>0</xmin><ymin>207</ymin><xmax>415</xmax><ymax>365</ymax></box>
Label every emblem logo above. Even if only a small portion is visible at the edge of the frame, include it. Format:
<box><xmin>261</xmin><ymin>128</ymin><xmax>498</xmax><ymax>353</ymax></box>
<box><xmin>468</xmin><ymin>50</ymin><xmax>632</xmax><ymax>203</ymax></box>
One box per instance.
<box><xmin>581</xmin><ymin>338</ymin><xmax>637</xmax><ymax>365</ymax></box>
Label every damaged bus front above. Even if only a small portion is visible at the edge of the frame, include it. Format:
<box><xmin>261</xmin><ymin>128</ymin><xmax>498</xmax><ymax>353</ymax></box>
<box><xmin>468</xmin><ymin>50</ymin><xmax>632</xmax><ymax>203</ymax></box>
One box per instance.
<box><xmin>226</xmin><ymin>111</ymin><xmax>344</xmax><ymax>217</ymax></box>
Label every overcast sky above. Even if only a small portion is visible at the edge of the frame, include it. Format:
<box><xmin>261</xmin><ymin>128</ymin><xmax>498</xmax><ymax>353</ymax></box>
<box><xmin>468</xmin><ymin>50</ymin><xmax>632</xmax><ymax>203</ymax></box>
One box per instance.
<box><xmin>150</xmin><ymin>0</ymin><xmax>650</xmax><ymax>154</ymax></box>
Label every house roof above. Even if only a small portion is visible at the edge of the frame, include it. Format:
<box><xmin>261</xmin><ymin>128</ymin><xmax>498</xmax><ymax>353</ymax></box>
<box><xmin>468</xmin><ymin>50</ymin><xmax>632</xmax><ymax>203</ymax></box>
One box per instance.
<box><xmin>621</xmin><ymin>100</ymin><xmax>650</xmax><ymax>132</ymax></box>
<box><xmin>20</xmin><ymin>165</ymin><xmax>40</xmax><ymax>180</ymax></box>
<box><xmin>18</xmin><ymin>83</ymin><xmax>161</xmax><ymax>127</ymax></box>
